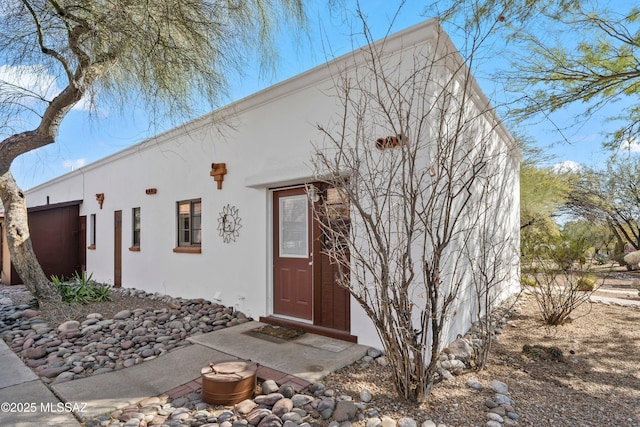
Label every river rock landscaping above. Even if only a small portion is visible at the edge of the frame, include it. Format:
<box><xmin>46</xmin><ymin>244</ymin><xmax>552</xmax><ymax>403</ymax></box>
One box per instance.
<box><xmin>1</xmin><ymin>279</ymin><xmax>639</xmax><ymax>426</ymax></box>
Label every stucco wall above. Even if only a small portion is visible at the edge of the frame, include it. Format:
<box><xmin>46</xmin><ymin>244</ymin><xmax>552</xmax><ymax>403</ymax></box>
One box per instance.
<box><xmin>24</xmin><ymin>19</ymin><xmax>520</xmax><ymax>349</ymax></box>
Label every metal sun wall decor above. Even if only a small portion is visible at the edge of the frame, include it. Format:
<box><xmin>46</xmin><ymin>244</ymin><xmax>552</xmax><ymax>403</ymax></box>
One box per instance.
<box><xmin>218</xmin><ymin>204</ymin><xmax>242</xmax><ymax>243</ymax></box>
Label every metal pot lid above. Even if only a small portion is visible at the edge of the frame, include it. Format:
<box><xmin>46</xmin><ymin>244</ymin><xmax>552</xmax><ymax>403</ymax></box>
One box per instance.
<box><xmin>212</xmin><ymin>361</ymin><xmax>252</xmax><ymax>374</ymax></box>
<box><xmin>201</xmin><ymin>360</ymin><xmax>257</xmax><ymax>376</ymax></box>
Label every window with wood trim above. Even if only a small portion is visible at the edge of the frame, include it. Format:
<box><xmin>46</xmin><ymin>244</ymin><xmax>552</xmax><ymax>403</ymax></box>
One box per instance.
<box><xmin>131</xmin><ymin>207</ymin><xmax>141</xmax><ymax>249</ymax></box>
<box><xmin>177</xmin><ymin>199</ymin><xmax>201</xmax><ymax>247</ymax></box>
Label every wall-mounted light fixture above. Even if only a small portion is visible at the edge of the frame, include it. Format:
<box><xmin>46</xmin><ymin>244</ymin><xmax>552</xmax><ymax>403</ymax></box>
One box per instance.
<box><xmin>210</xmin><ymin>163</ymin><xmax>227</xmax><ymax>189</ymax></box>
<box><xmin>145</xmin><ymin>188</ymin><xmax>157</xmax><ymax>195</ymax></box>
<box><xmin>306</xmin><ymin>185</ymin><xmax>320</xmax><ymax>203</ymax></box>
<box><xmin>96</xmin><ymin>193</ymin><xmax>104</xmax><ymax>209</ymax></box>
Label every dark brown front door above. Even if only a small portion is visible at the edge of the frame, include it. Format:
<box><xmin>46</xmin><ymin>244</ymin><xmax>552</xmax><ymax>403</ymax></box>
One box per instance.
<box><xmin>114</xmin><ymin>210</ymin><xmax>122</xmax><ymax>288</ymax></box>
<box><xmin>273</xmin><ymin>188</ymin><xmax>313</xmax><ymax>320</ymax></box>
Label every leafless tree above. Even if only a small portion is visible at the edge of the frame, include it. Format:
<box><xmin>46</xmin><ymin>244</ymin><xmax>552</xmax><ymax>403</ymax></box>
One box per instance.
<box><xmin>465</xmin><ymin>204</ymin><xmax>520</xmax><ymax>370</ymax></box>
<box><xmin>311</xmin><ymin>17</ymin><xmax>520</xmax><ymax>402</ymax></box>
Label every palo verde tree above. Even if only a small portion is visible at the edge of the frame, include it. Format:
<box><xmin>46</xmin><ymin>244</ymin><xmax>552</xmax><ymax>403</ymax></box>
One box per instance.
<box><xmin>431</xmin><ymin>1</ymin><xmax>640</xmax><ymax>150</ymax></box>
<box><xmin>0</xmin><ymin>0</ymin><xmax>304</xmax><ymax>308</ymax></box>
<box><xmin>311</xmin><ymin>16</ymin><xmax>520</xmax><ymax>402</ymax></box>
<box><xmin>565</xmin><ymin>156</ymin><xmax>640</xmax><ymax>256</ymax></box>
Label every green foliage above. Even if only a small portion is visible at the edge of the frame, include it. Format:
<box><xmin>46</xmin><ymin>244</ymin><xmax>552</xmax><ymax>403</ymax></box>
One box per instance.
<box><xmin>552</xmin><ymin>235</ymin><xmax>589</xmax><ymax>271</ymax></box>
<box><xmin>521</xmin><ymin>232</ymin><xmax>597</xmax><ymax>325</ymax></box>
<box><xmin>576</xmin><ymin>276</ymin><xmax>596</xmax><ymax>292</ymax></box>
<box><xmin>53</xmin><ymin>272</ymin><xmax>112</xmax><ymax>304</ymax></box>
<box><xmin>565</xmin><ymin>157</ymin><xmax>640</xmax><ymax>252</ymax></box>
<box><xmin>521</xmin><ymin>275</ymin><xmax>537</xmax><ymax>287</ymax></box>
<box><xmin>593</xmin><ymin>252</ymin><xmax>610</xmax><ymax>265</ymax></box>
<box><xmin>0</xmin><ymin>0</ymin><xmax>306</xmax><ymax>129</ymax></box>
<box><xmin>519</xmin><ymin>142</ymin><xmax>577</xmax><ymax>257</ymax></box>
<box><xmin>431</xmin><ymin>1</ymin><xmax>640</xmax><ymax>150</ymax></box>
<box><xmin>523</xmin><ymin>344</ymin><xmax>563</xmax><ymax>361</ymax></box>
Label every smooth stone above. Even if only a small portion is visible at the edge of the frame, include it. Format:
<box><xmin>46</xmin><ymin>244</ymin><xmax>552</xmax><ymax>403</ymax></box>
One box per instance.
<box><xmin>333</xmin><ymin>401</ymin><xmax>356</xmax><ymax>422</ymax></box>
<box><xmin>24</xmin><ymin>347</ymin><xmax>47</xmax><ymax>359</ymax></box>
<box><xmin>58</xmin><ymin>320</ymin><xmax>80</xmax><ymax>332</ymax></box>
<box><xmin>491</xmin><ymin>380</ymin><xmax>508</xmax><ymax>395</ymax></box>
<box><xmin>494</xmin><ymin>393</ymin><xmax>511</xmax><ymax>405</ymax></box>
<box><xmin>398</xmin><ymin>418</ymin><xmax>417</xmax><ymax>427</ymax></box>
<box><xmin>367</xmin><ymin>348</ymin><xmax>383</xmax><ymax>358</ymax></box>
<box><xmin>254</xmin><ymin>393</ymin><xmax>284</xmax><ymax>406</ymax></box>
<box><xmin>466</xmin><ymin>380</ymin><xmax>483</xmax><ymax>390</ymax></box>
<box><xmin>272</xmin><ymin>398</ymin><xmax>293</xmax><ymax>418</ymax></box>
<box><xmin>235</xmin><ymin>399</ymin><xmax>258</xmax><ymax>415</ymax></box>
<box><xmin>114</xmin><ymin>310</ymin><xmax>132</xmax><ymax>320</ymax></box>
<box><xmin>257</xmin><ymin>414</ymin><xmax>283</xmax><ymax>427</ymax></box>
<box><xmin>121</xmin><ymin>340</ymin><xmax>135</xmax><ymax>350</ymax></box>
<box><xmin>380</xmin><ymin>415</ymin><xmax>396</xmax><ymax>427</ymax></box>
<box><xmin>291</xmin><ymin>394</ymin><xmax>314</xmax><ymax>407</ymax></box>
<box><xmin>486</xmin><ymin>413</ymin><xmax>504</xmax><ymax>423</ymax></box>
<box><xmin>360</xmin><ymin>388</ymin><xmax>372</xmax><ymax>403</ymax></box>
<box><xmin>279</xmin><ymin>384</ymin><xmax>295</xmax><ymax>398</ymax></box>
<box><xmin>262</xmin><ymin>380</ymin><xmax>279</xmax><ymax>394</ymax></box>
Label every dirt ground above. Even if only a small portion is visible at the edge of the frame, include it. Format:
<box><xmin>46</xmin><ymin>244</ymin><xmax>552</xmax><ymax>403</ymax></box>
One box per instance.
<box><xmin>321</xmin><ymin>266</ymin><xmax>640</xmax><ymax>426</ymax></box>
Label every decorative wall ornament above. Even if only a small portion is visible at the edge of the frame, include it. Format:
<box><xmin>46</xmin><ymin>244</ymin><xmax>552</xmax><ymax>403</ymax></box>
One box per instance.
<box><xmin>218</xmin><ymin>204</ymin><xmax>242</xmax><ymax>243</ymax></box>
<box><xmin>96</xmin><ymin>193</ymin><xmax>104</xmax><ymax>209</ymax></box>
<box><xmin>375</xmin><ymin>132</ymin><xmax>407</xmax><ymax>150</ymax></box>
<box><xmin>210</xmin><ymin>163</ymin><xmax>227</xmax><ymax>189</ymax></box>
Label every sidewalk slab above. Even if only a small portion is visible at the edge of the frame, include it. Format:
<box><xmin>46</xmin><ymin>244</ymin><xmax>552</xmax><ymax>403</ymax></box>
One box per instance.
<box><xmin>0</xmin><ymin>340</ymin><xmax>38</xmax><ymax>389</ymax></box>
<box><xmin>51</xmin><ymin>344</ymin><xmax>231</xmax><ymax>421</ymax></box>
<box><xmin>0</xmin><ymin>380</ymin><xmax>82</xmax><ymax>426</ymax></box>
<box><xmin>188</xmin><ymin>321</ymin><xmax>369</xmax><ymax>382</ymax></box>
<box><xmin>590</xmin><ymin>294</ymin><xmax>640</xmax><ymax>307</ymax></box>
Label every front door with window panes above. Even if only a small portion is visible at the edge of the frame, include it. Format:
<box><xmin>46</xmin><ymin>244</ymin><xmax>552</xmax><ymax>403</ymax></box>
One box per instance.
<box><xmin>273</xmin><ymin>188</ymin><xmax>313</xmax><ymax>320</ymax></box>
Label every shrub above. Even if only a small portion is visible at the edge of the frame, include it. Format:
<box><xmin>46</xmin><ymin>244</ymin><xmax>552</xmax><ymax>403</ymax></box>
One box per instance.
<box><xmin>593</xmin><ymin>253</ymin><xmax>609</xmax><ymax>265</ymax></box>
<box><xmin>521</xmin><ymin>275</ymin><xmax>537</xmax><ymax>287</ymax></box>
<box><xmin>52</xmin><ymin>272</ymin><xmax>112</xmax><ymax>304</ymax></box>
<box><xmin>576</xmin><ymin>276</ymin><xmax>596</xmax><ymax>292</ymax></box>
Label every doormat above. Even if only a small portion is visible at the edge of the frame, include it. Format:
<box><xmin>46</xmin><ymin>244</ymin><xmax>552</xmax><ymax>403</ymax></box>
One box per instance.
<box><xmin>247</xmin><ymin>325</ymin><xmax>305</xmax><ymax>343</ymax></box>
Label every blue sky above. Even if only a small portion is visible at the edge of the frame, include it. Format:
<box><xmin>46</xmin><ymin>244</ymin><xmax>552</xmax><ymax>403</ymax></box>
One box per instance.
<box><xmin>3</xmin><ymin>0</ymin><xmax>634</xmax><ymax>189</ymax></box>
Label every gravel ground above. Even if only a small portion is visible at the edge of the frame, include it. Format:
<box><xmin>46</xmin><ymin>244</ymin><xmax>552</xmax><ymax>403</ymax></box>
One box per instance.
<box><xmin>322</xmin><ymin>296</ymin><xmax>640</xmax><ymax>426</ymax></box>
<box><xmin>3</xmin><ymin>275</ymin><xmax>640</xmax><ymax>427</ymax></box>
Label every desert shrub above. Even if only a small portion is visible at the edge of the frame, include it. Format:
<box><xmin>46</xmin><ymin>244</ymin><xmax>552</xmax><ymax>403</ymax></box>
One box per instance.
<box><xmin>593</xmin><ymin>253</ymin><xmax>609</xmax><ymax>265</ymax></box>
<box><xmin>521</xmin><ymin>275</ymin><xmax>537</xmax><ymax>287</ymax></box>
<box><xmin>576</xmin><ymin>276</ymin><xmax>596</xmax><ymax>292</ymax></box>
<box><xmin>52</xmin><ymin>272</ymin><xmax>112</xmax><ymax>304</ymax></box>
<box><xmin>524</xmin><ymin>240</ymin><xmax>601</xmax><ymax>325</ymax></box>
<box><xmin>523</xmin><ymin>344</ymin><xmax>563</xmax><ymax>361</ymax></box>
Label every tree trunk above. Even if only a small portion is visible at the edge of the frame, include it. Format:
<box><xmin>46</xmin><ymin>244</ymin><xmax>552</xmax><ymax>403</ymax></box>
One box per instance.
<box><xmin>0</xmin><ymin>170</ymin><xmax>61</xmax><ymax>307</ymax></box>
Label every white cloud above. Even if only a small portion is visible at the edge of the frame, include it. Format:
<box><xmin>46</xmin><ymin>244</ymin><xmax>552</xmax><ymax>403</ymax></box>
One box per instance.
<box><xmin>619</xmin><ymin>138</ymin><xmax>640</xmax><ymax>153</ymax></box>
<box><xmin>552</xmin><ymin>160</ymin><xmax>582</xmax><ymax>173</ymax></box>
<box><xmin>0</xmin><ymin>64</ymin><xmax>91</xmax><ymax>111</ymax></box>
<box><xmin>62</xmin><ymin>158</ymin><xmax>86</xmax><ymax>171</ymax></box>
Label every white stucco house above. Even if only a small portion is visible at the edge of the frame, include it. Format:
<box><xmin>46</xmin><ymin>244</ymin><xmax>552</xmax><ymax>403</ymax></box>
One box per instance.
<box><xmin>17</xmin><ymin>20</ymin><xmax>521</xmax><ymax>349</ymax></box>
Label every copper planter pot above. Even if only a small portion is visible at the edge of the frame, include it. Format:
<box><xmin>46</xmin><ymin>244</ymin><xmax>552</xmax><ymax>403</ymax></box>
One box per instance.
<box><xmin>201</xmin><ymin>360</ymin><xmax>257</xmax><ymax>405</ymax></box>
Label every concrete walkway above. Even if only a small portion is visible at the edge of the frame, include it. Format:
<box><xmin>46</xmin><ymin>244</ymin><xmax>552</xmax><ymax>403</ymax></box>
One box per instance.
<box><xmin>591</xmin><ymin>287</ymin><xmax>640</xmax><ymax>307</ymax></box>
<box><xmin>0</xmin><ymin>340</ymin><xmax>82</xmax><ymax>426</ymax></box>
<box><xmin>1</xmin><ymin>321</ymin><xmax>368</xmax><ymax>424</ymax></box>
